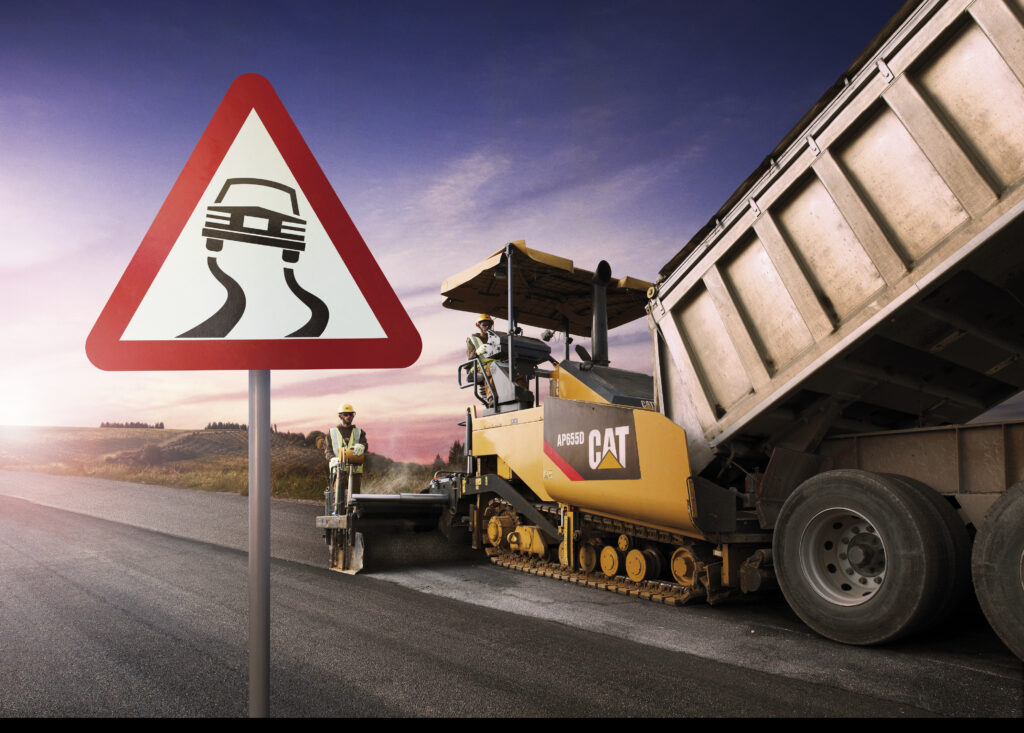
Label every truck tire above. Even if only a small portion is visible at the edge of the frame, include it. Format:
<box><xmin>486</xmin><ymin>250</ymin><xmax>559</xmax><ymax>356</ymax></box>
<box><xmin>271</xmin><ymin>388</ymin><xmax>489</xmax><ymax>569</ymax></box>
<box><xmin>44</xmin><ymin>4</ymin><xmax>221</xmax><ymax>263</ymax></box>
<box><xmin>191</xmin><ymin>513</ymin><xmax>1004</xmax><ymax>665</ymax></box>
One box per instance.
<box><xmin>773</xmin><ymin>470</ymin><xmax>948</xmax><ymax>646</ymax></box>
<box><xmin>881</xmin><ymin>474</ymin><xmax>971</xmax><ymax>630</ymax></box>
<box><xmin>971</xmin><ymin>481</ymin><xmax>1024</xmax><ymax>661</ymax></box>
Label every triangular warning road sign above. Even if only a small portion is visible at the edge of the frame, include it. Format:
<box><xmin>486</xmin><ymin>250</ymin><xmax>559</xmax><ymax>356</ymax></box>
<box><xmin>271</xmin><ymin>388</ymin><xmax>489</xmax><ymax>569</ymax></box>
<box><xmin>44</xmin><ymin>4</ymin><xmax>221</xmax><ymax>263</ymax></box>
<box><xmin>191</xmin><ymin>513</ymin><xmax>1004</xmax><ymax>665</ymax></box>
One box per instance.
<box><xmin>87</xmin><ymin>73</ymin><xmax>421</xmax><ymax>371</ymax></box>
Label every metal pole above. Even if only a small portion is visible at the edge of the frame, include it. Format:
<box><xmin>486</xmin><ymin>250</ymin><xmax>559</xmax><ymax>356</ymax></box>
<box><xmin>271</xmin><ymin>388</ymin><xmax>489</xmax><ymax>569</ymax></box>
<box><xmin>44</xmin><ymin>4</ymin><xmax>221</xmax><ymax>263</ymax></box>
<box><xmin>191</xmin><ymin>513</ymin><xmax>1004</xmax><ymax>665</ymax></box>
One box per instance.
<box><xmin>248</xmin><ymin>369</ymin><xmax>271</xmax><ymax>717</ymax></box>
<box><xmin>506</xmin><ymin>243</ymin><xmax>514</xmax><ymax>379</ymax></box>
<box><xmin>465</xmin><ymin>407</ymin><xmax>473</xmax><ymax>474</ymax></box>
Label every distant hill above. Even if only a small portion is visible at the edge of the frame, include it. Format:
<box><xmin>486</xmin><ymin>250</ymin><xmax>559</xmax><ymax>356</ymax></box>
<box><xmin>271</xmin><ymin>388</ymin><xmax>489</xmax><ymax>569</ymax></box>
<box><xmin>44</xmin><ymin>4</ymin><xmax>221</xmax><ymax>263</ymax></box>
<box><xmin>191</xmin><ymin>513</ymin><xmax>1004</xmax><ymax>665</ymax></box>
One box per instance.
<box><xmin>0</xmin><ymin>426</ymin><xmax>441</xmax><ymax>501</ymax></box>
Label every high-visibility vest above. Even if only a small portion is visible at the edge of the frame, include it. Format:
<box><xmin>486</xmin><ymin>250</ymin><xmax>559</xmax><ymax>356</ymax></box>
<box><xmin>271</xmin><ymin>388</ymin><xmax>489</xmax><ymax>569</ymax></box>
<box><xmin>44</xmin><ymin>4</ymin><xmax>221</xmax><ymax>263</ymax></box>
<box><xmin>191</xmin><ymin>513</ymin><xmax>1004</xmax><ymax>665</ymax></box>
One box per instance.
<box><xmin>468</xmin><ymin>332</ymin><xmax>500</xmax><ymax>365</ymax></box>
<box><xmin>330</xmin><ymin>426</ymin><xmax>364</xmax><ymax>474</ymax></box>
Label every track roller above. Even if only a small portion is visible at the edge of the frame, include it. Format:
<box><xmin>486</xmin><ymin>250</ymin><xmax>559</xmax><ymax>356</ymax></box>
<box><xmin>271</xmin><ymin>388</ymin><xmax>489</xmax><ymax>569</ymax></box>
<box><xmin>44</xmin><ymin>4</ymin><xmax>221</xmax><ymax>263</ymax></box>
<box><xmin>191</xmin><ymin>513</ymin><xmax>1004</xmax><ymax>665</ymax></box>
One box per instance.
<box><xmin>670</xmin><ymin>545</ymin><xmax>704</xmax><ymax>587</ymax></box>
<box><xmin>600</xmin><ymin>545</ymin><xmax>623</xmax><ymax>577</ymax></box>
<box><xmin>625</xmin><ymin>546</ymin><xmax>663</xmax><ymax>582</ymax></box>
<box><xmin>579</xmin><ymin>543</ymin><xmax>599</xmax><ymax>573</ymax></box>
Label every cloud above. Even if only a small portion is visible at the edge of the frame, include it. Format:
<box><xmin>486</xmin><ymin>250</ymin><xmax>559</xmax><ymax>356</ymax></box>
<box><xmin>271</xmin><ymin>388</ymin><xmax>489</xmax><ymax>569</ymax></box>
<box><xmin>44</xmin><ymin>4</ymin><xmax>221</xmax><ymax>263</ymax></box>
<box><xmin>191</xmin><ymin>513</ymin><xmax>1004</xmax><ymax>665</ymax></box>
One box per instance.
<box><xmin>420</xmin><ymin>150</ymin><xmax>512</xmax><ymax>221</ymax></box>
<box><xmin>355</xmin><ymin>131</ymin><xmax>703</xmax><ymax>302</ymax></box>
<box><xmin>155</xmin><ymin>354</ymin><xmax>457</xmax><ymax>410</ymax></box>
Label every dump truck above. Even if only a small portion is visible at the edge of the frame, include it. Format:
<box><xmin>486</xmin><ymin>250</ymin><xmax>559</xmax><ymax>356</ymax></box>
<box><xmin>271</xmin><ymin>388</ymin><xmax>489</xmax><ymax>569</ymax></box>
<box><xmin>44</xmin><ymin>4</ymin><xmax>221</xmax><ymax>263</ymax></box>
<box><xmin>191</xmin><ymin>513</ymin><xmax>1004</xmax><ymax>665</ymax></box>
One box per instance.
<box><xmin>317</xmin><ymin>0</ymin><xmax>1024</xmax><ymax>660</ymax></box>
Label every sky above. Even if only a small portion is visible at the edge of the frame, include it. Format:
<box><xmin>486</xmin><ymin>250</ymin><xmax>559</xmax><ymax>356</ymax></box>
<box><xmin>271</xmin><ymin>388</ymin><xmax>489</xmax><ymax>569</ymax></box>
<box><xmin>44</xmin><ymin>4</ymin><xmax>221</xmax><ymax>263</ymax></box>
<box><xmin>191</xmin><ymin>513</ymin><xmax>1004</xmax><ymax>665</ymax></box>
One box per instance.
<box><xmin>0</xmin><ymin>0</ymin><xmax>917</xmax><ymax>463</ymax></box>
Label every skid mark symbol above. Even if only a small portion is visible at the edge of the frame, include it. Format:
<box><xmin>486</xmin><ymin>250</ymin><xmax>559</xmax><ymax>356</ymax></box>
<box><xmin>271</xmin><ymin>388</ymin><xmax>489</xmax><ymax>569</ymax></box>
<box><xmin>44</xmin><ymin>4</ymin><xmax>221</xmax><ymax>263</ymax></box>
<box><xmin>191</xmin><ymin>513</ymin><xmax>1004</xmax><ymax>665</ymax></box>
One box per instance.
<box><xmin>178</xmin><ymin>257</ymin><xmax>246</xmax><ymax>338</ymax></box>
<box><xmin>285</xmin><ymin>268</ymin><xmax>328</xmax><ymax>337</ymax></box>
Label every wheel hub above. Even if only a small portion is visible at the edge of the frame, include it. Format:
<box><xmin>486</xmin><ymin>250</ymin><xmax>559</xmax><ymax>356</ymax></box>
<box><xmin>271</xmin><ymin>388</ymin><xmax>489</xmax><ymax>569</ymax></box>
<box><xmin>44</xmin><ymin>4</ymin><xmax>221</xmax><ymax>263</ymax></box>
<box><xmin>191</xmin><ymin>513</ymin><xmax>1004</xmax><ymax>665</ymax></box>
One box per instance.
<box><xmin>844</xmin><ymin>531</ymin><xmax>884</xmax><ymax>576</ymax></box>
<box><xmin>799</xmin><ymin>509</ymin><xmax>887</xmax><ymax>606</ymax></box>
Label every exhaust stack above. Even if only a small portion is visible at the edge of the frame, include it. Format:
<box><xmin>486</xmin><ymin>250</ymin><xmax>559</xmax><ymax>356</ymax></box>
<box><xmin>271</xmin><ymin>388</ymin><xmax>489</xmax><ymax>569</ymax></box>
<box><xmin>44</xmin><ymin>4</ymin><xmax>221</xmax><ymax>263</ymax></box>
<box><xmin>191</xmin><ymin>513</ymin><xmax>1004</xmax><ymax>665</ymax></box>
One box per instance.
<box><xmin>591</xmin><ymin>260</ymin><xmax>611</xmax><ymax>366</ymax></box>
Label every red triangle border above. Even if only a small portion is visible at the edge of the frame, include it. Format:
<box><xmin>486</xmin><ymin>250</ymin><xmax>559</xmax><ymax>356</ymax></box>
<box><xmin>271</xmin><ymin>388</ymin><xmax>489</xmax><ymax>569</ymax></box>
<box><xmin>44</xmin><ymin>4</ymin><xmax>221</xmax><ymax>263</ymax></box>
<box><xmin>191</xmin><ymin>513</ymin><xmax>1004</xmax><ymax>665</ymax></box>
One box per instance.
<box><xmin>86</xmin><ymin>73</ymin><xmax>421</xmax><ymax>371</ymax></box>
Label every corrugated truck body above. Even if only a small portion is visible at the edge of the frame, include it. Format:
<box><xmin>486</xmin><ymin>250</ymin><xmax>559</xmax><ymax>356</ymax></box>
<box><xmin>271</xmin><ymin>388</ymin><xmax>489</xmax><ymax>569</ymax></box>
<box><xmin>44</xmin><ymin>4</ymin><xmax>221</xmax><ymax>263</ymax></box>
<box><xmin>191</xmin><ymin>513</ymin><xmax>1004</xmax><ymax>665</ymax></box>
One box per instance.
<box><xmin>650</xmin><ymin>0</ymin><xmax>1024</xmax><ymax>486</ymax></box>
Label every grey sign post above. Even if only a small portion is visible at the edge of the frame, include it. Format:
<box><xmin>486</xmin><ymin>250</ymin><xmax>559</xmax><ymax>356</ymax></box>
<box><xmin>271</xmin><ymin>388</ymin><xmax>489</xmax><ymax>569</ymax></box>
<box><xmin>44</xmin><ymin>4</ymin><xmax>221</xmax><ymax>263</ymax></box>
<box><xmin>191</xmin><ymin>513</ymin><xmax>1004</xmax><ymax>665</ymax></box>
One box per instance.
<box><xmin>85</xmin><ymin>74</ymin><xmax>422</xmax><ymax>718</ymax></box>
<box><xmin>248</xmin><ymin>369</ymin><xmax>271</xmax><ymax>717</ymax></box>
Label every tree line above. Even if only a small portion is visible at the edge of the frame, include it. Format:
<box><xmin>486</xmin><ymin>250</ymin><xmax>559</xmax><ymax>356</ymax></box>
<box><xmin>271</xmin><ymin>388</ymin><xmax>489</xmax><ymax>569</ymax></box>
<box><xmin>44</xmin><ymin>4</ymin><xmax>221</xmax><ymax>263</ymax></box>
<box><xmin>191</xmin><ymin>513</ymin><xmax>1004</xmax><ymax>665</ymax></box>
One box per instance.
<box><xmin>430</xmin><ymin>439</ymin><xmax>466</xmax><ymax>470</ymax></box>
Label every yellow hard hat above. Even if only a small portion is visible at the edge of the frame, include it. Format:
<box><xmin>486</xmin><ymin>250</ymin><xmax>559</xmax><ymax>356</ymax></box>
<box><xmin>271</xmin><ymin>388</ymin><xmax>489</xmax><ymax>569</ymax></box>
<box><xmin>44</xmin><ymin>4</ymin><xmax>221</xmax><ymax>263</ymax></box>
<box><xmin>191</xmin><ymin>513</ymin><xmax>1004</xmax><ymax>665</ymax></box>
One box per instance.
<box><xmin>476</xmin><ymin>313</ymin><xmax>494</xmax><ymax>324</ymax></box>
<box><xmin>337</xmin><ymin>402</ymin><xmax>355</xmax><ymax>414</ymax></box>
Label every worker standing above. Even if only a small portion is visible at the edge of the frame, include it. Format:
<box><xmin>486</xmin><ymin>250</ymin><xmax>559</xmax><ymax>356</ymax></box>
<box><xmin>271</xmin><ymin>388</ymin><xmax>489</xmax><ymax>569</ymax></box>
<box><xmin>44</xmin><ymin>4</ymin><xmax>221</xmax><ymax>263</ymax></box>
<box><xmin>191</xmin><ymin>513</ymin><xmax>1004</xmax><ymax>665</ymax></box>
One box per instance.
<box><xmin>325</xmin><ymin>402</ymin><xmax>368</xmax><ymax>510</ymax></box>
<box><xmin>466</xmin><ymin>314</ymin><xmax>502</xmax><ymax>402</ymax></box>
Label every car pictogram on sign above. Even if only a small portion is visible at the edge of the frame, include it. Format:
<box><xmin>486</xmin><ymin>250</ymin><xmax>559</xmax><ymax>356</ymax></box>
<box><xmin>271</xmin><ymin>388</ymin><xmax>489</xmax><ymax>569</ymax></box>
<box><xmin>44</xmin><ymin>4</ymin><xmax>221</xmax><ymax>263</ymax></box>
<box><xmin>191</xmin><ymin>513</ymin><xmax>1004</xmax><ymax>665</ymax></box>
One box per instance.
<box><xmin>202</xmin><ymin>177</ymin><xmax>307</xmax><ymax>263</ymax></box>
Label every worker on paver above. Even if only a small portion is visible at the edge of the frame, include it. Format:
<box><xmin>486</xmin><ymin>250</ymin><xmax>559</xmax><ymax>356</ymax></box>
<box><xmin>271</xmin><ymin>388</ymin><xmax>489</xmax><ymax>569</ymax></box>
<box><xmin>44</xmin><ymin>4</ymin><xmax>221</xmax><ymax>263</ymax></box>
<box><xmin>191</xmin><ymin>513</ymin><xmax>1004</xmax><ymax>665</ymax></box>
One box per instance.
<box><xmin>466</xmin><ymin>314</ymin><xmax>502</xmax><ymax>403</ymax></box>
<box><xmin>325</xmin><ymin>402</ymin><xmax>368</xmax><ymax>510</ymax></box>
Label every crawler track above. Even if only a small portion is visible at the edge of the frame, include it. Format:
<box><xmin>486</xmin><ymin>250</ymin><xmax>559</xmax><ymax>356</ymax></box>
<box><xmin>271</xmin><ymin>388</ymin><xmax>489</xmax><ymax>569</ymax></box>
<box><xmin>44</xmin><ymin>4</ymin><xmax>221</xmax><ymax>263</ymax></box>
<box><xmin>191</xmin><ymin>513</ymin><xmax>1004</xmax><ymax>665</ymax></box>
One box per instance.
<box><xmin>485</xmin><ymin>546</ymin><xmax>737</xmax><ymax>605</ymax></box>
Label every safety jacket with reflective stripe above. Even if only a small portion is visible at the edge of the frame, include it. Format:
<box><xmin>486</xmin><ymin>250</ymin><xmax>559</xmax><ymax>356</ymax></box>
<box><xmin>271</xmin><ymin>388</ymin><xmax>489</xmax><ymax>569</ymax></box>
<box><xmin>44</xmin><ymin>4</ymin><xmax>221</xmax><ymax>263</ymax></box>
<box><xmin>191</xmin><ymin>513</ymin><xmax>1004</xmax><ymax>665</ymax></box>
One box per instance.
<box><xmin>467</xmin><ymin>331</ymin><xmax>501</xmax><ymax>365</ymax></box>
<box><xmin>330</xmin><ymin>426</ymin><xmax>364</xmax><ymax>474</ymax></box>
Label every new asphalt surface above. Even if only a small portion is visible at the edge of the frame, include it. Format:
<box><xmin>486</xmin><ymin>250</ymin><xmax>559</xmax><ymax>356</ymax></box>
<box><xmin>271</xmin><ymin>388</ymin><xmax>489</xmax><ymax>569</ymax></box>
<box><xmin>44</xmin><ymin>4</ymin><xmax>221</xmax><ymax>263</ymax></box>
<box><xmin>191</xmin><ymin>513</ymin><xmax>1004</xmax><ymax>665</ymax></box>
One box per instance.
<box><xmin>0</xmin><ymin>471</ymin><xmax>1020</xmax><ymax>717</ymax></box>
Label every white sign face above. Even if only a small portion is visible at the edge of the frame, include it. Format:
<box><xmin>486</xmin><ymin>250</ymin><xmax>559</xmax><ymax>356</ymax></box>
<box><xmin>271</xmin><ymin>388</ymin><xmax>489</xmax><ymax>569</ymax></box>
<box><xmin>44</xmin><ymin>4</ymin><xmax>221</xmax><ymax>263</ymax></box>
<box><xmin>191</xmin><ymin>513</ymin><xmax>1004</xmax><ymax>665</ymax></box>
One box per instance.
<box><xmin>121</xmin><ymin>111</ymin><xmax>386</xmax><ymax>341</ymax></box>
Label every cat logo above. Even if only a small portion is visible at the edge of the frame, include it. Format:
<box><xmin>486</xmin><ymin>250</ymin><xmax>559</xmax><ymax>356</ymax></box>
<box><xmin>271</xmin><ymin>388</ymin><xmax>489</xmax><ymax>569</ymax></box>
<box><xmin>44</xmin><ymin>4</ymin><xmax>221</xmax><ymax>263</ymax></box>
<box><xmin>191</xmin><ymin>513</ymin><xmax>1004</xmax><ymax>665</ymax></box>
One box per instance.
<box><xmin>589</xmin><ymin>426</ymin><xmax>631</xmax><ymax>470</ymax></box>
<box><xmin>543</xmin><ymin>400</ymin><xmax>641</xmax><ymax>481</ymax></box>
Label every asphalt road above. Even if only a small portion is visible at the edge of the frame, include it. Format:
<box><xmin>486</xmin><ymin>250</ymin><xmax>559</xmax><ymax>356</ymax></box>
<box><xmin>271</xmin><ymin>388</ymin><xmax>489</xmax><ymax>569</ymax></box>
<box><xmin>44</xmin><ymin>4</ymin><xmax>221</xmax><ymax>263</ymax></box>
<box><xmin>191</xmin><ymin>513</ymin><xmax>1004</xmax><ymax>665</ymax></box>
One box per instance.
<box><xmin>0</xmin><ymin>470</ymin><xmax>1020</xmax><ymax>717</ymax></box>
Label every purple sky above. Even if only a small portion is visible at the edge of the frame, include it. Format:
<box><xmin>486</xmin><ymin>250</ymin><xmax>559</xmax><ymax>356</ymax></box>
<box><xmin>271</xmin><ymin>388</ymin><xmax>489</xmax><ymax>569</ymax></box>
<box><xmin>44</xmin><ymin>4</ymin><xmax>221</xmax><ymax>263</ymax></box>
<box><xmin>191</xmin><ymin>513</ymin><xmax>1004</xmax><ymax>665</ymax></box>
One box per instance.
<box><xmin>1</xmin><ymin>1</ymin><xmax>917</xmax><ymax>462</ymax></box>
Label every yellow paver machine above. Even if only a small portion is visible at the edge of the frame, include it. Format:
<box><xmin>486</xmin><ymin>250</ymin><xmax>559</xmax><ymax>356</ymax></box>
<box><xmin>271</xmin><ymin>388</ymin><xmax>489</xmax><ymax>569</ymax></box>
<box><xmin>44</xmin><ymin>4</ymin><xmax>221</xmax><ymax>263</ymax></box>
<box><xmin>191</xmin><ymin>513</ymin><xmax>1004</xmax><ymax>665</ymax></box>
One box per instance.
<box><xmin>319</xmin><ymin>0</ymin><xmax>1024</xmax><ymax>659</ymax></box>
